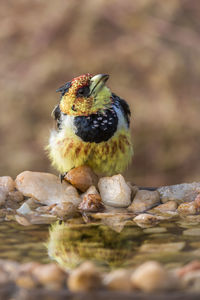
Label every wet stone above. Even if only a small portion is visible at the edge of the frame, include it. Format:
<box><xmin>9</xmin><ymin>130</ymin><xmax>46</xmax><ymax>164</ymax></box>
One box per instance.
<box><xmin>103</xmin><ymin>269</ymin><xmax>132</xmax><ymax>291</ymax></box>
<box><xmin>0</xmin><ymin>176</ymin><xmax>15</xmax><ymax>194</ymax></box>
<box><xmin>67</xmin><ymin>261</ymin><xmax>102</xmax><ymax>292</ymax></box>
<box><xmin>178</xmin><ymin>202</ymin><xmax>198</xmax><ymax>216</ymax></box>
<box><xmin>131</xmin><ymin>261</ymin><xmax>178</xmax><ymax>292</ymax></box>
<box><xmin>139</xmin><ymin>242</ymin><xmax>185</xmax><ymax>253</ymax></box>
<box><xmin>15</xmin><ymin>171</ymin><xmax>81</xmax><ymax>207</ymax></box>
<box><xmin>78</xmin><ymin>193</ymin><xmax>105</xmax><ymax>212</ymax></box>
<box><xmin>158</xmin><ymin>182</ymin><xmax>200</xmax><ymax>204</ymax></box>
<box><xmin>143</xmin><ymin>227</ymin><xmax>167</xmax><ymax>234</ymax></box>
<box><xmin>151</xmin><ymin>201</ymin><xmax>178</xmax><ymax>213</ymax></box>
<box><xmin>183</xmin><ymin>228</ymin><xmax>200</xmax><ymax>236</ymax></box>
<box><xmin>134</xmin><ymin>213</ymin><xmax>163</xmax><ymax>228</ymax></box>
<box><xmin>128</xmin><ymin>190</ymin><xmax>160</xmax><ymax>213</ymax></box>
<box><xmin>7</xmin><ymin>191</ymin><xmax>24</xmax><ymax>203</ymax></box>
<box><xmin>64</xmin><ymin>165</ymin><xmax>98</xmax><ymax>192</ymax></box>
<box><xmin>98</xmin><ymin>174</ymin><xmax>131</xmax><ymax>208</ymax></box>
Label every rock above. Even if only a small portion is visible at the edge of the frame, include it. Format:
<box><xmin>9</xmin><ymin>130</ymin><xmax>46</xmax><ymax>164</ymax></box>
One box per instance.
<box><xmin>194</xmin><ymin>194</ymin><xmax>200</xmax><ymax>208</ymax></box>
<box><xmin>7</xmin><ymin>190</ymin><xmax>24</xmax><ymax>203</ymax></box>
<box><xmin>103</xmin><ymin>269</ymin><xmax>132</xmax><ymax>291</ymax></box>
<box><xmin>51</xmin><ymin>202</ymin><xmax>78</xmax><ymax>218</ymax></box>
<box><xmin>27</xmin><ymin>213</ymin><xmax>57</xmax><ymax>225</ymax></box>
<box><xmin>158</xmin><ymin>182</ymin><xmax>200</xmax><ymax>204</ymax></box>
<box><xmin>15</xmin><ymin>215</ymin><xmax>32</xmax><ymax>226</ymax></box>
<box><xmin>64</xmin><ymin>166</ymin><xmax>98</xmax><ymax>192</ymax></box>
<box><xmin>139</xmin><ymin>242</ymin><xmax>185</xmax><ymax>253</ymax></box>
<box><xmin>143</xmin><ymin>227</ymin><xmax>167</xmax><ymax>234</ymax></box>
<box><xmin>81</xmin><ymin>185</ymin><xmax>99</xmax><ymax>199</ymax></box>
<box><xmin>131</xmin><ymin>261</ymin><xmax>177</xmax><ymax>292</ymax></box>
<box><xmin>98</xmin><ymin>174</ymin><xmax>131</xmax><ymax>208</ymax></box>
<box><xmin>0</xmin><ymin>189</ymin><xmax>7</xmax><ymax>206</ymax></box>
<box><xmin>151</xmin><ymin>201</ymin><xmax>178</xmax><ymax>213</ymax></box>
<box><xmin>177</xmin><ymin>261</ymin><xmax>200</xmax><ymax>278</ymax></box>
<box><xmin>67</xmin><ymin>261</ymin><xmax>102</xmax><ymax>292</ymax></box>
<box><xmin>178</xmin><ymin>202</ymin><xmax>197</xmax><ymax>215</ymax></box>
<box><xmin>128</xmin><ymin>190</ymin><xmax>160</xmax><ymax>213</ymax></box>
<box><xmin>133</xmin><ymin>213</ymin><xmax>163</xmax><ymax>228</ymax></box>
<box><xmin>15</xmin><ymin>274</ymin><xmax>37</xmax><ymax>289</ymax></box>
<box><xmin>32</xmin><ymin>263</ymin><xmax>66</xmax><ymax>289</ymax></box>
<box><xmin>16</xmin><ymin>202</ymin><xmax>32</xmax><ymax>215</ymax></box>
<box><xmin>126</xmin><ymin>182</ymin><xmax>139</xmax><ymax>198</ymax></box>
<box><xmin>181</xmin><ymin>270</ymin><xmax>200</xmax><ymax>291</ymax></box>
<box><xmin>15</xmin><ymin>171</ymin><xmax>81</xmax><ymax>206</ymax></box>
<box><xmin>183</xmin><ymin>228</ymin><xmax>200</xmax><ymax>236</ymax></box>
<box><xmin>0</xmin><ymin>269</ymin><xmax>8</xmax><ymax>285</ymax></box>
<box><xmin>78</xmin><ymin>194</ymin><xmax>105</xmax><ymax>212</ymax></box>
<box><xmin>0</xmin><ymin>176</ymin><xmax>15</xmax><ymax>193</ymax></box>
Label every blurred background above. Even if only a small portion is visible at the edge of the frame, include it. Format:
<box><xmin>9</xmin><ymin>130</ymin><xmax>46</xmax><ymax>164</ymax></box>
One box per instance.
<box><xmin>0</xmin><ymin>0</ymin><xmax>200</xmax><ymax>186</ymax></box>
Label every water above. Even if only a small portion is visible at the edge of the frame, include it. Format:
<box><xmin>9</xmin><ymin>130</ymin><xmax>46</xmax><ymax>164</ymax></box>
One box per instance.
<box><xmin>1</xmin><ymin>218</ymin><xmax>200</xmax><ymax>270</ymax></box>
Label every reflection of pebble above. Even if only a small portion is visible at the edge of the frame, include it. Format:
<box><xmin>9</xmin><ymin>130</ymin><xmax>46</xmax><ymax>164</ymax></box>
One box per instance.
<box><xmin>183</xmin><ymin>228</ymin><xmax>200</xmax><ymax>236</ymax></box>
<box><xmin>143</xmin><ymin>227</ymin><xmax>167</xmax><ymax>234</ymax></box>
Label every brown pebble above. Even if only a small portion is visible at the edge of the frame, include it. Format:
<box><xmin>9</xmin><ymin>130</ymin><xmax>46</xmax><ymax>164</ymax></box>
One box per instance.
<box><xmin>104</xmin><ymin>269</ymin><xmax>132</xmax><ymax>291</ymax></box>
<box><xmin>32</xmin><ymin>263</ymin><xmax>66</xmax><ymax>289</ymax></box>
<box><xmin>67</xmin><ymin>261</ymin><xmax>102</xmax><ymax>292</ymax></box>
<box><xmin>131</xmin><ymin>261</ymin><xmax>177</xmax><ymax>292</ymax></box>
<box><xmin>177</xmin><ymin>202</ymin><xmax>197</xmax><ymax>215</ymax></box>
<box><xmin>7</xmin><ymin>191</ymin><xmax>24</xmax><ymax>202</ymax></box>
<box><xmin>78</xmin><ymin>194</ymin><xmax>105</xmax><ymax>212</ymax></box>
<box><xmin>65</xmin><ymin>166</ymin><xmax>98</xmax><ymax>192</ymax></box>
<box><xmin>177</xmin><ymin>261</ymin><xmax>200</xmax><ymax>278</ymax></box>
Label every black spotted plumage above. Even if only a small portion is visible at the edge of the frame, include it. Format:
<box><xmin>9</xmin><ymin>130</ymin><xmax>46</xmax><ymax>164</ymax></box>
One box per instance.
<box><xmin>74</xmin><ymin>108</ymin><xmax>118</xmax><ymax>143</ymax></box>
<box><xmin>112</xmin><ymin>93</ymin><xmax>131</xmax><ymax>127</ymax></box>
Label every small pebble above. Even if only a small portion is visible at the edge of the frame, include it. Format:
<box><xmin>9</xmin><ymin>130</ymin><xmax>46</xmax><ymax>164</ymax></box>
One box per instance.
<box><xmin>131</xmin><ymin>261</ymin><xmax>177</xmax><ymax>292</ymax></box>
<box><xmin>128</xmin><ymin>190</ymin><xmax>160</xmax><ymax>213</ymax></box>
<box><xmin>158</xmin><ymin>182</ymin><xmax>200</xmax><ymax>204</ymax></box>
<box><xmin>178</xmin><ymin>202</ymin><xmax>197</xmax><ymax>215</ymax></box>
<box><xmin>152</xmin><ymin>201</ymin><xmax>178</xmax><ymax>213</ymax></box>
<box><xmin>67</xmin><ymin>261</ymin><xmax>102</xmax><ymax>292</ymax></box>
<box><xmin>78</xmin><ymin>194</ymin><xmax>105</xmax><ymax>212</ymax></box>
<box><xmin>51</xmin><ymin>202</ymin><xmax>77</xmax><ymax>218</ymax></box>
<box><xmin>0</xmin><ymin>176</ymin><xmax>15</xmax><ymax>193</ymax></box>
<box><xmin>15</xmin><ymin>171</ymin><xmax>81</xmax><ymax>206</ymax></box>
<box><xmin>7</xmin><ymin>190</ymin><xmax>24</xmax><ymax>203</ymax></box>
<box><xmin>0</xmin><ymin>189</ymin><xmax>7</xmax><ymax>207</ymax></box>
<box><xmin>183</xmin><ymin>228</ymin><xmax>200</xmax><ymax>236</ymax></box>
<box><xmin>32</xmin><ymin>263</ymin><xmax>66</xmax><ymax>289</ymax></box>
<box><xmin>134</xmin><ymin>214</ymin><xmax>163</xmax><ymax>228</ymax></box>
<box><xmin>98</xmin><ymin>174</ymin><xmax>131</xmax><ymax>207</ymax></box>
<box><xmin>177</xmin><ymin>261</ymin><xmax>200</xmax><ymax>278</ymax></box>
<box><xmin>103</xmin><ymin>269</ymin><xmax>132</xmax><ymax>291</ymax></box>
<box><xmin>65</xmin><ymin>166</ymin><xmax>98</xmax><ymax>192</ymax></box>
<box><xmin>139</xmin><ymin>242</ymin><xmax>185</xmax><ymax>253</ymax></box>
<box><xmin>16</xmin><ymin>202</ymin><xmax>32</xmax><ymax>215</ymax></box>
<box><xmin>81</xmin><ymin>185</ymin><xmax>99</xmax><ymax>199</ymax></box>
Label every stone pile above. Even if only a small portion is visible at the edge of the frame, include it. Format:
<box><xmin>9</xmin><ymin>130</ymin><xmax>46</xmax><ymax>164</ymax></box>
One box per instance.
<box><xmin>0</xmin><ymin>167</ymin><xmax>200</xmax><ymax>227</ymax></box>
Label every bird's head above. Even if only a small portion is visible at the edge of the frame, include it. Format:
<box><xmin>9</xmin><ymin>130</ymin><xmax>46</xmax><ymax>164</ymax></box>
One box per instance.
<box><xmin>57</xmin><ymin>73</ymin><xmax>112</xmax><ymax>116</ymax></box>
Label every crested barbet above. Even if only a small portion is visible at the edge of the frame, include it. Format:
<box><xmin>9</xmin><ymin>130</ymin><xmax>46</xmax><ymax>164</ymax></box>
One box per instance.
<box><xmin>47</xmin><ymin>73</ymin><xmax>133</xmax><ymax>178</ymax></box>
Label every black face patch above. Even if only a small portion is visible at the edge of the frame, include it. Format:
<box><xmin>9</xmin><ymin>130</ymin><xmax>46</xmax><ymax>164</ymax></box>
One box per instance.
<box><xmin>76</xmin><ymin>85</ymin><xmax>90</xmax><ymax>97</ymax></box>
<box><xmin>74</xmin><ymin>108</ymin><xmax>118</xmax><ymax>143</ymax></box>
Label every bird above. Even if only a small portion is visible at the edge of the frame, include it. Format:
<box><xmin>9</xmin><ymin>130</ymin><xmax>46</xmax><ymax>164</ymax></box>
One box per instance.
<box><xmin>47</xmin><ymin>73</ymin><xmax>133</xmax><ymax>179</ymax></box>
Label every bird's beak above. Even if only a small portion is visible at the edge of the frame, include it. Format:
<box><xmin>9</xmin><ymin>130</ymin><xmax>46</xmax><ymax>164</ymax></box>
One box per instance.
<box><xmin>89</xmin><ymin>74</ymin><xmax>109</xmax><ymax>96</ymax></box>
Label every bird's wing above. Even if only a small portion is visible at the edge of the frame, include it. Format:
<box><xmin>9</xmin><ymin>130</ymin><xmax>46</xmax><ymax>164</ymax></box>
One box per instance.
<box><xmin>51</xmin><ymin>105</ymin><xmax>62</xmax><ymax>130</ymax></box>
<box><xmin>112</xmin><ymin>93</ymin><xmax>131</xmax><ymax>127</ymax></box>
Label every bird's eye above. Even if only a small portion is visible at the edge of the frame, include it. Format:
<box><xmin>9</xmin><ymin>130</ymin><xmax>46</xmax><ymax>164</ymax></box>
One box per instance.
<box><xmin>76</xmin><ymin>86</ymin><xmax>90</xmax><ymax>97</ymax></box>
